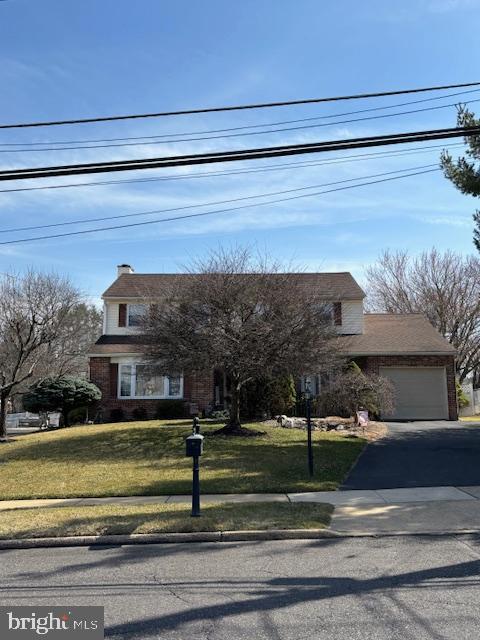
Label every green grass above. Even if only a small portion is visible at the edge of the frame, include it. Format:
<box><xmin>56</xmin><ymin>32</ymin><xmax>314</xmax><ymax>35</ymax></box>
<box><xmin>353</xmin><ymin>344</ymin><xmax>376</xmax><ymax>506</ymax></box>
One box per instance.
<box><xmin>459</xmin><ymin>416</ymin><xmax>480</xmax><ymax>423</ymax></box>
<box><xmin>0</xmin><ymin>420</ymin><xmax>365</xmax><ymax>500</ymax></box>
<box><xmin>0</xmin><ymin>502</ymin><xmax>333</xmax><ymax>539</ymax></box>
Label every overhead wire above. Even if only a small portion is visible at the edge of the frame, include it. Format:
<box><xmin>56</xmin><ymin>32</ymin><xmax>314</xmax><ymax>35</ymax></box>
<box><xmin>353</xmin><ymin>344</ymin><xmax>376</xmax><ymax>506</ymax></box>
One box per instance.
<box><xmin>0</xmin><ymin>141</ymin><xmax>463</xmax><ymax>194</ymax></box>
<box><xmin>2</xmin><ymin>87</ymin><xmax>479</xmax><ymax>148</ymax></box>
<box><xmin>0</xmin><ymin>166</ymin><xmax>440</xmax><ymax>244</ymax></box>
<box><xmin>2</xmin><ymin>97</ymin><xmax>479</xmax><ymax>153</ymax></box>
<box><xmin>1</xmin><ymin>81</ymin><xmax>479</xmax><ymax>129</ymax></box>
<box><xmin>0</xmin><ymin>125</ymin><xmax>478</xmax><ymax>181</ymax></box>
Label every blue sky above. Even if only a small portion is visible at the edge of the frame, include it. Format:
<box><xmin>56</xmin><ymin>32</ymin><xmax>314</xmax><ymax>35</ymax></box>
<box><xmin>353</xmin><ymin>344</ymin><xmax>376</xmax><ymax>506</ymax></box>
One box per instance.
<box><xmin>0</xmin><ymin>0</ymin><xmax>479</xmax><ymax>302</ymax></box>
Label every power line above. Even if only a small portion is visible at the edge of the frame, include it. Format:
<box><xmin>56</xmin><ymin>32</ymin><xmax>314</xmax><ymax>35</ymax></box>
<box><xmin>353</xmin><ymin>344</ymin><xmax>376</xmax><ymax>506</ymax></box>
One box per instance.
<box><xmin>0</xmin><ymin>167</ymin><xmax>439</xmax><ymax>245</ymax></box>
<box><xmin>0</xmin><ymin>125</ymin><xmax>478</xmax><ymax>182</ymax></box>
<box><xmin>3</xmin><ymin>88</ymin><xmax>480</xmax><ymax>148</ymax></box>
<box><xmin>0</xmin><ymin>141</ymin><xmax>464</xmax><ymax>194</ymax></box>
<box><xmin>1</xmin><ymin>81</ymin><xmax>479</xmax><ymax>129</ymax></box>
<box><xmin>0</xmin><ymin>163</ymin><xmax>439</xmax><ymax>234</ymax></box>
<box><xmin>2</xmin><ymin>97</ymin><xmax>479</xmax><ymax>154</ymax></box>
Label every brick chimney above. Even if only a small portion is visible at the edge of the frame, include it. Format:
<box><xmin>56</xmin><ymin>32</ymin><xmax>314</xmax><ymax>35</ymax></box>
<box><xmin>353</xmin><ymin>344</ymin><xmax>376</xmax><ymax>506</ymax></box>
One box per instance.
<box><xmin>117</xmin><ymin>264</ymin><xmax>134</xmax><ymax>277</ymax></box>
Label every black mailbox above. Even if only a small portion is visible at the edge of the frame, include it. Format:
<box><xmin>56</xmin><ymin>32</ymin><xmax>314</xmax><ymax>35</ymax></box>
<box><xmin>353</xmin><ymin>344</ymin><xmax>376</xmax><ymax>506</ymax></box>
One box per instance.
<box><xmin>186</xmin><ymin>433</ymin><xmax>204</xmax><ymax>457</ymax></box>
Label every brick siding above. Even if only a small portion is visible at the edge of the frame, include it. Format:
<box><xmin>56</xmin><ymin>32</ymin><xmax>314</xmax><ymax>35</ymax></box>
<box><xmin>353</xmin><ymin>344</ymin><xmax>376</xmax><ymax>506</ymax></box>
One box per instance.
<box><xmin>89</xmin><ymin>357</ymin><xmax>214</xmax><ymax>421</ymax></box>
<box><xmin>354</xmin><ymin>354</ymin><xmax>457</xmax><ymax>420</ymax></box>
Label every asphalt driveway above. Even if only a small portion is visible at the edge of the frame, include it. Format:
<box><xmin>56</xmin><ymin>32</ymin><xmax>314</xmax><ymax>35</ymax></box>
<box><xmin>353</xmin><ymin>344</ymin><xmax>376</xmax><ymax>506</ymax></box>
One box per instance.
<box><xmin>341</xmin><ymin>421</ymin><xmax>480</xmax><ymax>490</ymax></box>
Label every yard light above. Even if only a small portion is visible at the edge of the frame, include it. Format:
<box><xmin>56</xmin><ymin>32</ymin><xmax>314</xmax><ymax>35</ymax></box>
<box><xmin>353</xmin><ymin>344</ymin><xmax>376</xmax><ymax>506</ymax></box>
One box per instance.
<box><xmin>304</xmin><ymin>378</ymin><xmax>314</xmax><ymax>477</ymax></box>
<box><xmin>185</xmin><ymin>417</ymin><xmax>204</xmax><ymax>517</ymax></box>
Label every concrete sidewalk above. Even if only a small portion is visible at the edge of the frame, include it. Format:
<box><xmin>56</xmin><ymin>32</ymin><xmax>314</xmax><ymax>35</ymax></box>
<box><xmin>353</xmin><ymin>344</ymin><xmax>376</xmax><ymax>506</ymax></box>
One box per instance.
<box><xmin>2</xmin><ymin>485</ymin><xmax>480</xmax><ymax>511</ymax></box>
<box><xmin>331</xmin><ymin>500</ymin><xmax>480</xmax><ymax>535</ymax></box>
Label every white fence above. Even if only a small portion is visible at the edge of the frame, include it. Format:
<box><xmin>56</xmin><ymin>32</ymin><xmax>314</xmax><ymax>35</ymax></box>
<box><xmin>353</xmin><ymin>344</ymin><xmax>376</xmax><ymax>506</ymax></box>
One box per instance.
<box><xmin>460</xmin><ymin>382</ymin><xmax>480</xmax><ymax>417</ymax></box>
<box><xmin>6</xmin><ymin>412</ymin><xmax>61</xmax><ymax>428</ymax></box>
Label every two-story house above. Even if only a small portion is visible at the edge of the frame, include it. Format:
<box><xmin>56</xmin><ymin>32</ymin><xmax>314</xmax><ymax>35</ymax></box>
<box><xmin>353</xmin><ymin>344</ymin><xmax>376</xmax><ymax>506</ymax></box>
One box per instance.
<box><xmin>89</xmin><ymin>264</ymin><xmax>457</xmax><ymax>421</ymax></box>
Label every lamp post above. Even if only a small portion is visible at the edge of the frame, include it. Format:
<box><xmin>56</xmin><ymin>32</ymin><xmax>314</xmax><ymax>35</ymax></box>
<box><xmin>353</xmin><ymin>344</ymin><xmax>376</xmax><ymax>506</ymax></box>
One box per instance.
<box><xmin>305</xmin><ymin>378</ymin><xmax>314</xmax><ymax>477</ymax></box>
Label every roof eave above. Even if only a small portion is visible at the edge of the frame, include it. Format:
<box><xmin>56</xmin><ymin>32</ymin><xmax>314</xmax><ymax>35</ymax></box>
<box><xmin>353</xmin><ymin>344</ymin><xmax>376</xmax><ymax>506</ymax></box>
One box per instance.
<box><xmin>343</xmin><ymin>350</ymin><xmax>456</xmax><ymax>357</ymax></box>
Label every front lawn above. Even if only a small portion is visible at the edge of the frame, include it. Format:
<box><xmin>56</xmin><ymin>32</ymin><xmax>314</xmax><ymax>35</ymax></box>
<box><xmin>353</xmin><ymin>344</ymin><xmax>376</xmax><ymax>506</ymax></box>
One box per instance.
<box><xmin>0</xmin><ymin>502</ymin><xmax>333</xmax><ymax>539</ymax></box>
<box><xmin>0</xmin><ymin>420</ymin><xmax>365</xmax><ymax>499</ymax></box>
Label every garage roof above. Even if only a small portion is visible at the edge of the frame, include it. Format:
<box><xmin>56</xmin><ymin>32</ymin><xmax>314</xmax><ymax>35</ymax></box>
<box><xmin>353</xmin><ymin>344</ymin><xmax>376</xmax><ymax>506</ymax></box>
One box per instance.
<box><xmin>341</xmin><ymin>314</ymin><xmax>456</xmax><ymax>356</ymax></box>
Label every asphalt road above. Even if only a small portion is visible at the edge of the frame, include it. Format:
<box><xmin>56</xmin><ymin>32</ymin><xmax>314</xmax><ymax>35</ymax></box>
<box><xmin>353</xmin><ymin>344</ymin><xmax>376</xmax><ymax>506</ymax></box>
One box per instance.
<box><xmin>341</xmin><ymin>421</ymin><xmax>480</xmax><ymax>490</ymax></box>
<box><xmin>1</xmin><ymin>536</ymin><xmax>480</xmax><ymax>639</ymax></box>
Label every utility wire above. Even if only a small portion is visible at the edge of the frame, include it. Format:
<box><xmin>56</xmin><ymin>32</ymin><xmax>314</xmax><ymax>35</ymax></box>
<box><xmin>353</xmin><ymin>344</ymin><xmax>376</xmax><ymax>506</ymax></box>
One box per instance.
<box><xmin>2</xmin><ymin>97</ymin><xmax>480</xmax><ymax>153</ymax></box>
<box><xmin>0</xmin><ymin>141</ymin><xmax>464</xmax><ymax>194</ymax></box>
<box><xmin>3</xmin><ymin>87</ymin><xmax>479</xmax><ymax>147</ymax></box>
<box><xmin>0</xmin><ymin>163</ymin><xmax>439</xmax><ymax>234</ymax></box>
<box><xmin>0</xmin><ymin>126</ymin><xmax>478</xmax><ymax>182</ymax></box>
<box><xmin>1</xmin><ymin>81</ymin><xmax>479</xmax><ymax>129</ymax></box>
<box><xmin>0</xmin><ymin>168</ymin><xmax>439</xmax><ymax>245</ymax></box>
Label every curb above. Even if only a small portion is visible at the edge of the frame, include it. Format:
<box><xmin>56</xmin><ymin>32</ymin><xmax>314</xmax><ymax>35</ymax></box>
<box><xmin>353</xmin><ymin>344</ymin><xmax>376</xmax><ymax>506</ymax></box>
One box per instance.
<box><xmin>1</xmin><ymin>527</ymin><xmax>480</xmax><ymax>549</ymax></box>
<box><xmin>0</xmin><ymin>528</ymin><xmax>339</xmax><ymax>549</ymax></box>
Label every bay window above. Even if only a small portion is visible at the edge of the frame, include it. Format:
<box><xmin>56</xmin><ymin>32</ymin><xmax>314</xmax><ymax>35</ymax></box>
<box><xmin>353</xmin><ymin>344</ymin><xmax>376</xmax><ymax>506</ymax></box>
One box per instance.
<box><xmin>118</xmin><ymin>363</ymin><xmax>183</xmax><ymax>399</ymax></box>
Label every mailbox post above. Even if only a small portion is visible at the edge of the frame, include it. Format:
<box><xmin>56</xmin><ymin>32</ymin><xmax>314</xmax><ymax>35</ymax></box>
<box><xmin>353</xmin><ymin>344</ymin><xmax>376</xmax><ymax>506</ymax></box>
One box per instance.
<box><xmin>305</xmin><ymin>379</ymin><xmax>314</xmax><ymax>477</ymax></box>
<box><xmin>185</xmin><ymin>423</ymin><xmax>204</xmax><ymax>517</ymax></box>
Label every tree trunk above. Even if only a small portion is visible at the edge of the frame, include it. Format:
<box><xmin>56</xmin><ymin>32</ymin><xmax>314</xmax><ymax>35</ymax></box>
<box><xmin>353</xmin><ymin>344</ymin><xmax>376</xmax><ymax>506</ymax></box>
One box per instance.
<box><xmin>227</xmin><ymin>382</ymin><xmax>242</xmax><ymax>430</ymax></box>
<box><xmin>212</xmin><ymin>379</ymin><xmax>265</xmax><ymax>437</ymax></box>
<box><xmin>0</xmin><ymin>393</ymin><xmax>8</xmax><ymax>440</ymax></box>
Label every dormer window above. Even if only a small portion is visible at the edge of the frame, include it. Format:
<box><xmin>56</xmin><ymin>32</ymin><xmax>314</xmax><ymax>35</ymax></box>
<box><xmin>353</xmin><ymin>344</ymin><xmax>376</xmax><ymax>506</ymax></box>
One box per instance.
<box><xmin>127</xmin><ymin>304</ymin><xmax>147</xmax><ymax>327</ymax></box>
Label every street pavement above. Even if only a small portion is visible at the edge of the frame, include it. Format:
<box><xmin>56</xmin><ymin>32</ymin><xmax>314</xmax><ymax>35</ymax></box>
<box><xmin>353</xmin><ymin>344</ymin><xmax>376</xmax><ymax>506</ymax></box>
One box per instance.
<box><xmin>1</xmin><ymin>536</ymin><xmax>479</xmax><ymax>639</ymax></box>
<box><xmin>342</xmin><ymin>421</ymin><xmax>480</xmax><ymax>490</ymax></box>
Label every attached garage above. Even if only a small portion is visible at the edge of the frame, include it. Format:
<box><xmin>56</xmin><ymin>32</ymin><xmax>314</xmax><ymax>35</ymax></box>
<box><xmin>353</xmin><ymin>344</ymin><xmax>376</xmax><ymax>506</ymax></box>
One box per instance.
<box><xmin>340</xmin><ymin>314</ymin><xmax>458</xmax><ymax>421</ymax></box>
<box><xmin>379</xmin><ymin>366</ymin><xmax>449</xmax><ymax>420</ymax></box>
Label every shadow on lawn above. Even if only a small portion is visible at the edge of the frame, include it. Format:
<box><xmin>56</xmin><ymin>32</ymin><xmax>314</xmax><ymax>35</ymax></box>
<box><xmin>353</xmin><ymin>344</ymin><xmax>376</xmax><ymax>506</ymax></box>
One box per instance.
<box><xmin>2</xmin><ymin>501</ymin><xmax>332</xmax><ymax>542</ymax></box>
<box><xmin>0</xmin><ymin>425</ymin><xmax>364</xmax><ymax>497</ymax></box>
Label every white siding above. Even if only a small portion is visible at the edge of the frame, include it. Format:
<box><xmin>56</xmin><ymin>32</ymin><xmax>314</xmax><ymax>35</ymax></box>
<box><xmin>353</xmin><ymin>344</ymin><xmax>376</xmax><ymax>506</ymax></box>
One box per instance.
<box><xmin>104</xmin><ymin>298</ymin><xmax>365</xmax><ymax>335</ymax></box>
<box><xmin>338</xmin><ymin>300</ymin><xmax>364</xmax><ymax>335</ymax></box>
<box><xmin>104</xmin><ymin>300</ymin><xmax>140</xmax><ymax>335</ymax></box>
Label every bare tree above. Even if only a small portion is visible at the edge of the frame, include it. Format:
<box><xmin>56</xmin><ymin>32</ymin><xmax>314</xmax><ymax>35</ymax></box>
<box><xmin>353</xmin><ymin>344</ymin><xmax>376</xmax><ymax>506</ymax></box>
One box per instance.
<box><xmin>144</xmin><ymin>248</ymin><xmax>341</xmax><ymax>434</ymax></box>
<box><xmin>0</xmin><ymin>271</ymin><xmax>80</xmax><ymax>439</ymax></box>
<box><xmin>40</xmin><ymin>303</ymin><xmax>103</xmax><ymax>377</ymax></box>
<box><xmin>366</xmin><ymin>249</ymin><xmax>480</xmax><ymax>383</ymax></box>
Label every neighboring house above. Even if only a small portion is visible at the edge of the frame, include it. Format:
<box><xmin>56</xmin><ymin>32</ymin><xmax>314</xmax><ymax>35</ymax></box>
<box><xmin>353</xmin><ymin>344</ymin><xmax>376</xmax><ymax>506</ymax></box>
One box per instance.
<box><xmin>89</xmin><ymin>264</ymin><xmax>458</xmax><ymax>422</ymax></box>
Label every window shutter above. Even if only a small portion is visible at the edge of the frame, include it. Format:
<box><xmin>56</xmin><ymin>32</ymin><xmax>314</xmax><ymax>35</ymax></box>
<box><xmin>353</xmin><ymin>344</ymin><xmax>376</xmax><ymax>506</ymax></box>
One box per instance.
<box><xmin>118</xmin><ymin>304</ymin><xmax>127</xmax><ymax>327</ymax></box>
<box><xmin>333</xmin><ymin>302</ymin><xmax>342</xmax><ymax>326</ymax></box>
<box><xmin>109</xmin><ymin>363</ymin><xmax>118</xmax><ymax>398</ymax></box>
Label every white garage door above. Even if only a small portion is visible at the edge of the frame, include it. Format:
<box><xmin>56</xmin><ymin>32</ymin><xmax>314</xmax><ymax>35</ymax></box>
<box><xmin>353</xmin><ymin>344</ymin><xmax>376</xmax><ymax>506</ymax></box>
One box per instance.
<box><xmin>379</xmin><ymin>367</ymin><xmax>449</xmax><ymax>420</ymax></box>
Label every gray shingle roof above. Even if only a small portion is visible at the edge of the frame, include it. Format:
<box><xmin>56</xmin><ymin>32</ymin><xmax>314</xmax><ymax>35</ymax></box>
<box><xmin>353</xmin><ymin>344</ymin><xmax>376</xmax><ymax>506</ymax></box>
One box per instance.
<box><xmin>89</xmin><ymin>335</ymin><xmax>147</xmax><ymax>355</ymax></box>
<box><xmin>340</xmin><ymin>314</ymin><xmax>456</xmax><ymax>356</ymax></box>
<box><xmin>102</xmin><ymin>272</ymin><xmax>365</xmax><ymax>300</ymax></box>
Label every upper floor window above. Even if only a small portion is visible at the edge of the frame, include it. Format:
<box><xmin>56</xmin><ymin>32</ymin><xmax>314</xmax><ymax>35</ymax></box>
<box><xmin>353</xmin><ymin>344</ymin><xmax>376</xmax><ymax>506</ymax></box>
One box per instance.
<box><xmin>127</xmin><ymin>304</ymin><xmax>147</xmax><ymax>327</ymax></box>
<box><xmin>324</xmin><ymin>302</ymin><xmax>342</xmax><ymax>326</ymax></box>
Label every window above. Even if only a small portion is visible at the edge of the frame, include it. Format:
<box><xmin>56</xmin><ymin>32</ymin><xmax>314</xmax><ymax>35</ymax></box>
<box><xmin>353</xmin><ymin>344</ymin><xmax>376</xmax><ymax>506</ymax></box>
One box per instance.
<box><xmin>135</xmin><ymin>365</ymin><xmax>165</xmax><ymax>397</ymax></box>
<box><xmin>127</xmin><ymin>304</ymin><xmax>147</xmax><ymax>327</ymax></box>
<box><xmin>118</xmin><ymin>364</ymin><xmax>183</xmax><ymax>399</ymax></box>
<box><xmin>120</xmin><ymin>364</ymin><xmax>133</xmax><ymax>396</ymax></box>
<box><xmin>323</xmin><ymin>302</ymin><xmax>342</xmax><ymax>326</ymax></box>
<box><xmin>168</xmin><ymin>375</ymin><xmax>182</xmax><ymax>397</ymax></box>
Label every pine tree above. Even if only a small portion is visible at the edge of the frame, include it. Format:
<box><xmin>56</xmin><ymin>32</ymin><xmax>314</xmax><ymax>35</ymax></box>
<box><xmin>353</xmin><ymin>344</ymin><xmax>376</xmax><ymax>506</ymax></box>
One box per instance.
<box><xmin>441</xmin><ymin>106</ymin><xmax>480</xmax><ymax>251</ymax></box>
